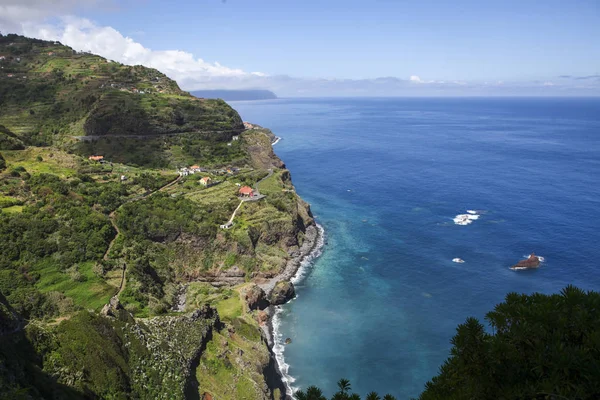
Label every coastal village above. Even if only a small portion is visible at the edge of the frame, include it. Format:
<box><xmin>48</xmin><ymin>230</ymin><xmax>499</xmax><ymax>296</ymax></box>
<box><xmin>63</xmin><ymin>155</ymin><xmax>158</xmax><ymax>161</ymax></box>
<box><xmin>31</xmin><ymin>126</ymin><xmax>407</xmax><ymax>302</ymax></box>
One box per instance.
<box><xmin>84</xmin><ymin>122</ymin><xmax>279</xmax><ymax>232</ymax></box>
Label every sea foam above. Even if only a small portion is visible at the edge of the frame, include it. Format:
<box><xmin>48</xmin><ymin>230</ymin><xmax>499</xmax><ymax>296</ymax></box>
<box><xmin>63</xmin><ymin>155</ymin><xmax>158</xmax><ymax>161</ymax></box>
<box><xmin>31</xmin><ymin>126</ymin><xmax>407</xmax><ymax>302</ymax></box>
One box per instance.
<box><xmin>453</xmin><ymin>211</ymin><xmax>480</xmax><ymax>225</ymax></box>
<box><xmin>273</xmin><ymin>223</ymin><xmax>325</xmax><ymax>396</ymax></box>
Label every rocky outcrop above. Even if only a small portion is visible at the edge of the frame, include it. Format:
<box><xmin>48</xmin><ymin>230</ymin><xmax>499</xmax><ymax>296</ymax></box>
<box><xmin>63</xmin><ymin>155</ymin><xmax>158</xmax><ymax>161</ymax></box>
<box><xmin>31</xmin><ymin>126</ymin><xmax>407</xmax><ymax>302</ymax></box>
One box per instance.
<box><xmin>511</xmin><ymin>253</ymin><xmax>541</xmax><ymax>270</ymax></box>
<box><xmin>243</xmin><ymin>129</ymin><xmax>286</xmax><ymax>170</ymax></box>
<box><xmin>101</xmin><ymin>295</ymin><xmax>124</xmax><ymax>317</ymax></box>
<box><xmin>269</xmin><ymin>281</ymin><xmax>295</xmax><ymax>306</ymax></box>
<box><xmin>244</xmin><ymin>283</ymin><xmax>270</xmax><ymax>311</ymax></box>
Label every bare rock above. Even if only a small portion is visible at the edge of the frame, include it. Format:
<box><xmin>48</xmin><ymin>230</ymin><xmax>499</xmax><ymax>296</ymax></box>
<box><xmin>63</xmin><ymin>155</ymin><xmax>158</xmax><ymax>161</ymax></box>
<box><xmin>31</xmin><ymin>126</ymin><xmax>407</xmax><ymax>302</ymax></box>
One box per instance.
<box><xmin>270</xmin><ymin>281</ymin><xmax>295</xmax><ymax>306</ymax></box>
<box><xmin>243</xmin><ymin>283</ymin><xmax>269</xmax><ymax>311</ymax></box>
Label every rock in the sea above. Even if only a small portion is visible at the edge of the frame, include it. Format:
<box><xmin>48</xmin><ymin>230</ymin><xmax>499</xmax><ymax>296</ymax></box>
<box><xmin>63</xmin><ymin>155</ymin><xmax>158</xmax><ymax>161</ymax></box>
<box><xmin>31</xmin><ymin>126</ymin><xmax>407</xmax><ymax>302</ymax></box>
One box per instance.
<box><xmin>285</xmin><ymin>338</ymin><xmax>292</xmax><ymax>345</ymax></box>
<box><xmin>243</xmin><ymin>283</ymin><xmax>269</xmax><ymax>310</ymax></box>
<box><xmin>511</xmin><ymin>253</ymin><xmax>541</xmax><ymax>270</ymax></box>
<box><xmin>270</xmin><ymin>281</ymin><xmax>295</xmax><ymax>305</ymax></box>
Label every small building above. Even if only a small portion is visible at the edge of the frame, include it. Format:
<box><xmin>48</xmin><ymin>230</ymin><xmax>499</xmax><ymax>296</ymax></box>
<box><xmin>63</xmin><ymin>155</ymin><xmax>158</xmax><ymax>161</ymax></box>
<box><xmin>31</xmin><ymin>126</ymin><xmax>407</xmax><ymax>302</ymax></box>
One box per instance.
<box><xmin>200</xmin><ymin>177</ymin><xmax>212</xmax><ymax>186</ymax></box>
<box><xmin>232</xmin><ymin>136</ymin><xmax>239</xmax><ymax>141</ymax></box>
<box><xmin>179</xmin><ymin>168</ymin><xmax>190</xmax><ymax>176</ymax></box>
<box><xmin>120</xmin><ymin>175</ymin><xmax>127</xmax><ymax>181</ymax></box>
<box><xmin>88</xmin><ymin>155</ymin><xmax>104</xmax><ymax>162</ymax></box>
<box><xmin>239</xmin><ymin>186</ymin><xmax>254</xmax><ymax>197</ymax></box>
<box><xmin>47</xmin><ymin>52</ymin><xmax>55</xmax><ymax>56</ymax></box>
<box><xmin>220</xmin><ymin>222</ymin><xmax>233</xmax><ymax>229</ymax></box>
<box><xmin>243</xmin><ymin>122</ymin><xmax>255</xmax><ymax>130</ymax></box>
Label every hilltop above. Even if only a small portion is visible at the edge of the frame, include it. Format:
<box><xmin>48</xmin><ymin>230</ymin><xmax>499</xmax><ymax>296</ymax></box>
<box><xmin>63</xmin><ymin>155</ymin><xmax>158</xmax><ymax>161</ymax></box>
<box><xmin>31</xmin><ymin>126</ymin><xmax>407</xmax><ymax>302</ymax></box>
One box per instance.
<box><xmin>0</xmin><ymin>34</ymin><xmax>243</xmax><ymax>167</ymax></box>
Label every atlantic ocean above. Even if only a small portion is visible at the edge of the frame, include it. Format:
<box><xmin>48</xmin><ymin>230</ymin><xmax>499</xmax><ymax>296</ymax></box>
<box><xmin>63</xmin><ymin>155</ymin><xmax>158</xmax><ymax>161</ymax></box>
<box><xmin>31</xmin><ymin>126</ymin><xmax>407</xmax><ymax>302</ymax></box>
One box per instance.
<box><xmin>231</xmin><ymin>97</ymin><xmax>600</xmax><ymax>398</ymax></box>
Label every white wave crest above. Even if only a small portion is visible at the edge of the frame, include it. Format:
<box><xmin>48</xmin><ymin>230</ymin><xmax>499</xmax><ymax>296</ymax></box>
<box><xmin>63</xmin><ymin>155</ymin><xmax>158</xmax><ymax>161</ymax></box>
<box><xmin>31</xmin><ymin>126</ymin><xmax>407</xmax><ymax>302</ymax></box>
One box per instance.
<box><xmin>522</xmin><ymin>254</ymin><xmax>545</xmax><ymax>262</ymax></box>
<box><xmin>274</xmin><ymin>223</ymin><xmax>325</xmax><ymax>396</ymax></box>
<box><xmin>452</xmin><ymin>258</ymin><xmax>465</xmax><ymax>263</ymax></box>
<box><xmin>453</xmin><ymin>213</ymin><xmax>480</xmax><ymax>225</ymax></box>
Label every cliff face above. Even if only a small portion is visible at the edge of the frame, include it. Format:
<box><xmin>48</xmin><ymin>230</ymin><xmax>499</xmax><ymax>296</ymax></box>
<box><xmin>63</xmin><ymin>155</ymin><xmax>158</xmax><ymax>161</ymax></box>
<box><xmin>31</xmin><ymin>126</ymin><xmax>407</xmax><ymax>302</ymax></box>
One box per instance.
<box><xmin>0</xmin><ymin>34</ymin><xmax>310</xmax><ymax>400</ymax></box>
<box><xmin>0</xmin><ymin>305</ymin><xmax>220</xmax><ymax>399</ymax></box>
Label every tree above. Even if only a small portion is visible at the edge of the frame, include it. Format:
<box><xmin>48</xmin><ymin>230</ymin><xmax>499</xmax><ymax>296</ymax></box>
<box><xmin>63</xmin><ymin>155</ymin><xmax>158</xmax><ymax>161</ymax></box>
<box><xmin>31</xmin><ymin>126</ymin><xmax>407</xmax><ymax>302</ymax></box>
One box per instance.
<box><xmin>418</xmin><ymin>286</ymin><xmax>600</xmax><ymax>400</ymax></box>
<box><xmin>295</xmin><ymin>386</ymin><xmax>327</xmax><ymax>400</ymax></box>
<box><xmin>366</xmin><ymin>392</ymin><xmax>380</xmax><ymax>400</ymax></box>
<box><xmin>337</xmin><ymin>379</ymin><xmax>351</xmax><ymax>395</ymax></box>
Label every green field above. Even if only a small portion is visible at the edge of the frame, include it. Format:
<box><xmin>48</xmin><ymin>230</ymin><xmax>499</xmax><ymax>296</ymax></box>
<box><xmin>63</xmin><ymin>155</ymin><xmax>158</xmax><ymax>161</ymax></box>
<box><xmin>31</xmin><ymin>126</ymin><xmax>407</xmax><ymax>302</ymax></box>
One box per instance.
<box><xmin>34</xmin><ymin>259</ymin><xmax>115</xmax><ymax>311</ymax></box>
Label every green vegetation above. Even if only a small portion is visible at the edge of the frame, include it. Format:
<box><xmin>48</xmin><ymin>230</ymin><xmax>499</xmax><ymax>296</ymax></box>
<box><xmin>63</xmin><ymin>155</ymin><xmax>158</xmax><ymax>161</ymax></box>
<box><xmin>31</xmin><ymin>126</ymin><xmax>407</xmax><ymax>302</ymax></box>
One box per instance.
<box><xmin>418</xmin><ymin>285</ymin><xmax>600</xmax><ymax>400</ymax></box>
<box><xmin>0</xmin><ymin>308</ymin><xmax>218</xmax><ymax>399</ymax></box>
<box><xmin>0</xmin><ymin>33</ymin><xmax>313</xmax><ymax>400</ymax></box>
<box><xmin>301</xmin><ymin>287</ymin><xmax>600</xmax><ymax>400</ymax></box>
<box><xmin>295</xmin><ymin>379</ymin><xmax>397</xmax><ymax>400</ymax></box>
<box><xmin>0</xmin><ymin>34</ymin><xmax>243</xmax><ymax>166</ymax></box>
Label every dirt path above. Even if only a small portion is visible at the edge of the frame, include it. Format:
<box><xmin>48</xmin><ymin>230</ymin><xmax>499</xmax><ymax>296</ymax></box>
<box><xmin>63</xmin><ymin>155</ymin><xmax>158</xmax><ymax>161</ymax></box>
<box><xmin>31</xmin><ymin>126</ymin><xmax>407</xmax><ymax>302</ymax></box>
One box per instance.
<box><xmin>220</xmin><ymin>170</ymin><xmax>271</xmax><ymax>228</ymax></box>
<box><xmin>102</xmin><ymin>175</ymin><xmax>182</xmax><ymax>300</ymax></box>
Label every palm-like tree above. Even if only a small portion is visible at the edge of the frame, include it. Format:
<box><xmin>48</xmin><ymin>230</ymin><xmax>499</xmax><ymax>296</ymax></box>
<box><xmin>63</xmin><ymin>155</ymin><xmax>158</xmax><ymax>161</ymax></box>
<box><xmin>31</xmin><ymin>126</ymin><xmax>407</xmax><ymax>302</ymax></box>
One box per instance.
<box><xmin>366</xmin><ymin>392</ymin><xmax>381</xmax><ymax>400</ymax></box>
<box><xmin>295</xmin><ymin>386</ymin><xmax>326</xmax><ymax>400</ymax></box>
<box><xmin>382</xmin><ymin>395</ymin><xmax>397</xmax><ymax>400</ymax></box>
<box><xmin>337</xmin><ymin>378</ymin><xmax>351</xmax><ymax>395</ymax></box>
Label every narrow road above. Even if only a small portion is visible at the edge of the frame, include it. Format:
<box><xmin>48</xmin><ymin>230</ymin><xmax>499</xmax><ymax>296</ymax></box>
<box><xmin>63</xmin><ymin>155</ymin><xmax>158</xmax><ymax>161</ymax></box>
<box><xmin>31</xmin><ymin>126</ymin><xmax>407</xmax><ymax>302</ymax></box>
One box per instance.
<box><xmin>220</xmin><ymin>169</ymin><xmax>271</xmax><ymax>228</ymax></box>
<box><xmin>253</xmin><ymin>168</ymin><xmax>273</xmax><ymax>195</ymax></box>
<box><xmin>103</xmin><ymin>174</ymin><xmax>182</xmax><ymax>300</ymax></box>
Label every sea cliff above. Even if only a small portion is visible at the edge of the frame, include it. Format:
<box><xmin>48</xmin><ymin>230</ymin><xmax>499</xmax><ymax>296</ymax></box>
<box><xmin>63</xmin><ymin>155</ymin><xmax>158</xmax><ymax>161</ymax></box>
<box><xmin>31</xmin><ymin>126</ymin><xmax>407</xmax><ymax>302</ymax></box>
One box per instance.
<box><xmin>0</xmin><ymin>34</ymin><xmax>318</xmax><ymax>399</ymax></box>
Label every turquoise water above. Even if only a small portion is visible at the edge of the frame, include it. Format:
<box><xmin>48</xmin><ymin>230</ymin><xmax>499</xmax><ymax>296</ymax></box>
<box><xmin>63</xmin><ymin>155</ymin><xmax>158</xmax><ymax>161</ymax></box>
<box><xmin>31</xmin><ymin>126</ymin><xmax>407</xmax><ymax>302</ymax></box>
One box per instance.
<box><xmin>231</xmin><ymin>97</ymin><xmax>600</xmax><ymax>399</ymax></box>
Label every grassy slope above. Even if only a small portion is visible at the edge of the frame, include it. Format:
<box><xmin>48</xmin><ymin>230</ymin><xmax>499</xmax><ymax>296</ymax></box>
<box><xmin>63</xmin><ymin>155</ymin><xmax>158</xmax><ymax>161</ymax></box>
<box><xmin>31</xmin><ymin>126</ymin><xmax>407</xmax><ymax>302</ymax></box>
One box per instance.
<box><xmin>0</xmin><ymin>34</ymin><xmax>309</xmax><ymax>400</ymax></box>
<box><xmin>0</xmin><ymin>34</ymin><xmax>244</xmax><ymax>167</ymax></box>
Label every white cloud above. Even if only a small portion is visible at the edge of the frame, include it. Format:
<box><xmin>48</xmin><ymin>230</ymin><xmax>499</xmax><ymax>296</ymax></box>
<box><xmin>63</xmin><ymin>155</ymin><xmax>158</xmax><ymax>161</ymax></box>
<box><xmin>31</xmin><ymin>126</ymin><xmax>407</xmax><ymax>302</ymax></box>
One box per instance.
<box><xmin>1</xmin><ymin>3</ymin><xmax>598</xmax><ymax>97</ymax></box>
<box><xmin>15</xmin><ymin>16</ymin><xmax>262</xmax><ymax>87</ymax></box>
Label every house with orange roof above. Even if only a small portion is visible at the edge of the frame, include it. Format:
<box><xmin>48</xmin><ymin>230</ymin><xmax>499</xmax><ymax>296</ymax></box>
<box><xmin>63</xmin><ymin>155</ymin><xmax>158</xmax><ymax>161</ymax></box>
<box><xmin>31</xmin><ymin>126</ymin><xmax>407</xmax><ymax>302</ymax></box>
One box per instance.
<box><xmin>88</xmin><ymin>155</ymin><xmax>104</xmax><ymax>162</ymax></box>
<box><xmin>200</xmin><ymin>177</ymin><xmax>212</xmax><ymax>186</ymax></box>
<box><xmin>239</xmin><ymin>186</ymin><xmax>254</xmax><ymax>197</ymax></box>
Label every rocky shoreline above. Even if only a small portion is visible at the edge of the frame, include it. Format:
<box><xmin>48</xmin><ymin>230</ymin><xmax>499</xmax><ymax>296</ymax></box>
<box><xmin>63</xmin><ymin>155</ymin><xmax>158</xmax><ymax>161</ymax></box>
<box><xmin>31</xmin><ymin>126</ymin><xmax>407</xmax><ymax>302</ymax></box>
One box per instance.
<box><xmin>259</xmin><ymin>223</ymin><xmax>324</xmax><ymax>398</ymax></box>
<box><xmin>258</xmin><ymin>223</ymin><xmax>321</xmax><ymax>345</ymax></box>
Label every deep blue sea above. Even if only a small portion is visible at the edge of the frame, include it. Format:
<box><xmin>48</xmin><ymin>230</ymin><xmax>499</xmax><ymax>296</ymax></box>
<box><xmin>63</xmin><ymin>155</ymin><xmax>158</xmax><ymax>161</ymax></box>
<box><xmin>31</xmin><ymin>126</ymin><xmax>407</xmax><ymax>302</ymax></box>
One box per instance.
<box><xmin>231</xmin><ymin>97</ymin><xmax>600</xmax><ymax>399</ymax></box>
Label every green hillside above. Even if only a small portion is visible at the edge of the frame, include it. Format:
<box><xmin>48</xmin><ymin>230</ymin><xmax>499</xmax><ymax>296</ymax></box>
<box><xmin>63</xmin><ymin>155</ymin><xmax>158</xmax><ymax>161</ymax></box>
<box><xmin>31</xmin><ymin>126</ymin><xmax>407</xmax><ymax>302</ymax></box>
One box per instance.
<box><xmin>0</xmin><ymin>34</ymin><xmax>243</xmax><ymax>167</ymax></box>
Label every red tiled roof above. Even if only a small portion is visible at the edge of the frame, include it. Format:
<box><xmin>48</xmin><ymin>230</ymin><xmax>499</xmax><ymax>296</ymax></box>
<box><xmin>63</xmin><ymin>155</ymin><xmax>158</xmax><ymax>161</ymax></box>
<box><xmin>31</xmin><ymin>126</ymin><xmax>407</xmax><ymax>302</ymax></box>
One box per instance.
<box><xmin>88</xmin><ymin>155</ymin><xmax>104</xmax><ymax>161</ymax></box>
<box><xmin>239</xmin><ymin>186</ymin><xmax>253</xmax><ymax>195</ymax></box>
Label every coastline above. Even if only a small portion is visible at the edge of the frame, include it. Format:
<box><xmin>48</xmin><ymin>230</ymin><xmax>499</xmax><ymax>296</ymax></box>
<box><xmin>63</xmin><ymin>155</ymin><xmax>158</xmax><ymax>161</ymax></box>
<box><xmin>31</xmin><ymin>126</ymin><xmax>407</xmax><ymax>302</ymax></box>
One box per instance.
<box><xmin>258</xmin><ymin>222</ymin><xmax>325</xmax><ymax>397</ymax></box>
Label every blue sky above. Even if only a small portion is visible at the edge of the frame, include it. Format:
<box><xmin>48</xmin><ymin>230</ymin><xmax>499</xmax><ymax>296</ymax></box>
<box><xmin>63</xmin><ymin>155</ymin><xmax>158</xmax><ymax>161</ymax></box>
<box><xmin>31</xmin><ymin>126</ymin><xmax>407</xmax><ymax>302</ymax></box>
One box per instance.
<box><xmin>1</xmin><ymin>0</ymin><xmax>599</xmax><ymax>95</ymax></box>
<box><xmin>82</xmin><ymin>0</ymin><xmax>600</xmax><ymax>80</ymax></box>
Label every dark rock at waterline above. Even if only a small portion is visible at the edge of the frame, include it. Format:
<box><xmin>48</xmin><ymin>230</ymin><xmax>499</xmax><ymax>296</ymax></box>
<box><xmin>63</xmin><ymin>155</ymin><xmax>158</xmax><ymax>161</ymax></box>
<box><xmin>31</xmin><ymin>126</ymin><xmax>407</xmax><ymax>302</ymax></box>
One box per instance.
<box><xmin>270</xmin><ymin>281</ymin><xmax>295</xmax><ymax>305</ymax></box>
<box><xmin>285</xmin><ymin>338</ymin><xmax>292</xmax><ymax>345</ymax></box>
<box><xmin>511</xmin><ymin>253</ymin><xmax>541</xmax><ymax>270</ymax></box>
<box><xmin>243</xmin><ymin>283</ymin><xmax>269</xmax><ymax>310</ymax></box>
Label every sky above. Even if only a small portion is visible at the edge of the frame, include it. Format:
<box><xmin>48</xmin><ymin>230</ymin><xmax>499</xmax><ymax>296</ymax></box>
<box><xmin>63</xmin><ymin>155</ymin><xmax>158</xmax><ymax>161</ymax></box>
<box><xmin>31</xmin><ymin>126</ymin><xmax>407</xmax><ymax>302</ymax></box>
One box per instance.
<box><xmin>1</xmin><ymin>0</ymin><xmax>599</xmax><ymax>96</ymax></box>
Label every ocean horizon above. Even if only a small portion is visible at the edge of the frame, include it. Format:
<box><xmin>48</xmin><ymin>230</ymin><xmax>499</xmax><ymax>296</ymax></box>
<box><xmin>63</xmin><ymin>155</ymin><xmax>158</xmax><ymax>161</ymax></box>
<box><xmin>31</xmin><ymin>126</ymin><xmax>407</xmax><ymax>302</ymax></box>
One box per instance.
<box><xmin>232</xmin><ymin>97</ymin><xmax>600</xmax><ymax>398</ymax></box>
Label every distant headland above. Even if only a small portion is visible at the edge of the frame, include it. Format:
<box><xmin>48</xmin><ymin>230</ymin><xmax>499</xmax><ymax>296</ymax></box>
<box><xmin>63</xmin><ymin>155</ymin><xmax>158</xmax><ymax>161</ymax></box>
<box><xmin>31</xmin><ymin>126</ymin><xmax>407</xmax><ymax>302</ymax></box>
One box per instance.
<box><xmin>191</xmin><ymin>89</ymin><xmax>278</xmax><ymax>101</ymax></box>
